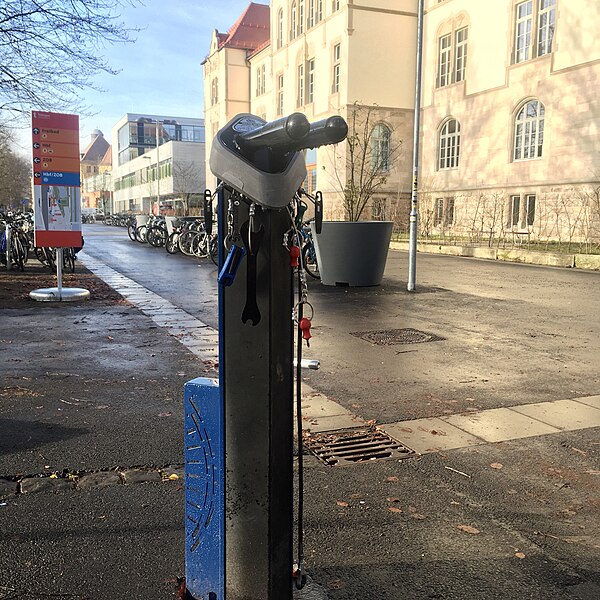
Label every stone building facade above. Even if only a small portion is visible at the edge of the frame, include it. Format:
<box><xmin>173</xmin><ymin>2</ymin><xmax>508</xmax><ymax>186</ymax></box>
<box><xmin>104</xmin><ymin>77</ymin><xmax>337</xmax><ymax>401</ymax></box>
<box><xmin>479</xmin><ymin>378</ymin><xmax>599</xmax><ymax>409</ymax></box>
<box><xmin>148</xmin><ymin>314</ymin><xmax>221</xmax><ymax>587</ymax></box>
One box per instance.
<box><xmin>204</xmin><ymin>0</ymin><xmax>600</xmax><ymax>241</ymax></box>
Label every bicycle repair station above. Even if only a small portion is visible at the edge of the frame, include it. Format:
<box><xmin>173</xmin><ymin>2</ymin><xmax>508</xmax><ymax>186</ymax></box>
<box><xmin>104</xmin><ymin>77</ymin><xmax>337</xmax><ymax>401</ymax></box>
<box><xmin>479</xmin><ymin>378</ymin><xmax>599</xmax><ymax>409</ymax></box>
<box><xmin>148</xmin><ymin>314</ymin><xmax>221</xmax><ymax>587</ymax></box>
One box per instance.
<box><xmin>183</xmin><ymin>112</ymin><xmax>347</xmax><ymax>600</ymax></box>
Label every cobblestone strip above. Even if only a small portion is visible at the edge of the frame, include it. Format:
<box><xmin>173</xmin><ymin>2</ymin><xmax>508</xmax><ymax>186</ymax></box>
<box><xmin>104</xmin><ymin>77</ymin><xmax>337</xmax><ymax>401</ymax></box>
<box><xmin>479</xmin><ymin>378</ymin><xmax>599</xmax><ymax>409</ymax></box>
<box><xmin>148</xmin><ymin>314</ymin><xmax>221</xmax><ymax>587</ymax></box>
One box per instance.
<box><xmin>78</xmin><ymin>251</ymin><xmax>361</xmax><ymax>433</ymax></box>
<box><xmin>0</xmin><ymin>466</ymin><xmax>185</xmax><ymax>499</ymax></box>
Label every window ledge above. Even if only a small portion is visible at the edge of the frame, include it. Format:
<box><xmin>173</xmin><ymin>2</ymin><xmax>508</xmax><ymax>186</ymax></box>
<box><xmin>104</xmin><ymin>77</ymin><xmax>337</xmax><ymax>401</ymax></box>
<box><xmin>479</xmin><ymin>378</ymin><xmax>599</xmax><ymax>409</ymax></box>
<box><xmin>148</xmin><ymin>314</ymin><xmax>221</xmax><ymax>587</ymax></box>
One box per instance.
<box><xmin>435</xmin><ymin>80</ymin><xmax>466</xmax><ymax>92</ymax></box>
<box><xmin>509</xmin><ymin>53</ymin><xmax>552</xmax><ymax>69</ymax></box>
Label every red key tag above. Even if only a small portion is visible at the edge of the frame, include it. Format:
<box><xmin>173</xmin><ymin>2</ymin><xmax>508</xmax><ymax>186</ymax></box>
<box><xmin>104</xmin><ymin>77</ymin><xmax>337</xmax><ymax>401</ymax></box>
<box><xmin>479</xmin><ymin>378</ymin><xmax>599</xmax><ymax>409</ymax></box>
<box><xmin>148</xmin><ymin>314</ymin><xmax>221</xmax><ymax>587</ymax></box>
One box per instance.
<box><xmin>289</xmin><ymin>245</ymin><xmax>300</xmax><ymax>268</ymax></box>
<box><xmin>299</xmin><ymin>317</ymin><xmax>312</xmax><ymax>347</ymax></box>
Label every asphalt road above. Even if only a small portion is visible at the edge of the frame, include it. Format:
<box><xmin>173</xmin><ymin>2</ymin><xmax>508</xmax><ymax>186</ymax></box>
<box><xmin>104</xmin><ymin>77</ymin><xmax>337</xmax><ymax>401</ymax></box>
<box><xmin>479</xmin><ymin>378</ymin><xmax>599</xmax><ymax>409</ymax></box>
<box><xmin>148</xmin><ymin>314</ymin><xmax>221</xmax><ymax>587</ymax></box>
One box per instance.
<box><xmin>0</xmin><ymin>223</ymin><xmax>598</xmax><ymax>599</ymax></box>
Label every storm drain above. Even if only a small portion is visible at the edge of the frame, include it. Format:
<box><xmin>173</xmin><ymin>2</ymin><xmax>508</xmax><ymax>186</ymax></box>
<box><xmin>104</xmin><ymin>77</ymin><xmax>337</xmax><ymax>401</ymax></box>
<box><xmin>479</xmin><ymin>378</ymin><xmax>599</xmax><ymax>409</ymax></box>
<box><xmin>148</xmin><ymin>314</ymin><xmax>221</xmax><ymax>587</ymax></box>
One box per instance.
<box><xmin>303</xmin><ymin>428</ymin><xmax>417</xmax><ymax>466</ymax></box>
<box><xmin>350</xmin><ymin>328</ymin><xmax>445</xmax><ymax>345</ymax></box>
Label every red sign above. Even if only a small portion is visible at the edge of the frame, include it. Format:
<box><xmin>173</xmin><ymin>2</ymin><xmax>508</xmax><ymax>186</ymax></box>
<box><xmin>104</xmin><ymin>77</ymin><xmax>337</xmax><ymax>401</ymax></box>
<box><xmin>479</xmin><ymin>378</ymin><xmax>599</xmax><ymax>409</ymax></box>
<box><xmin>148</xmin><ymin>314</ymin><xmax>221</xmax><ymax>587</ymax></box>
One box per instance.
<box><xmin>32</xmin><ymin>111</ymin><xmax>82</xmax><ymax>248</ymax></box>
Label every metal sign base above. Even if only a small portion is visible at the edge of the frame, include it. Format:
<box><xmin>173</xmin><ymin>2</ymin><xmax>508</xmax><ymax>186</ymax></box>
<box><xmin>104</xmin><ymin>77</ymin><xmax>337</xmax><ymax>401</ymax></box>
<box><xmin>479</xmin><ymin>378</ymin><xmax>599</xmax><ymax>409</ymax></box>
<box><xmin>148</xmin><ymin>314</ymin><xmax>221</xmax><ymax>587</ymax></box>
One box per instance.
<box><xmin>29</xmin><ymin>287</ymin><xmax>90</xmax><ymax>302</ymax></box>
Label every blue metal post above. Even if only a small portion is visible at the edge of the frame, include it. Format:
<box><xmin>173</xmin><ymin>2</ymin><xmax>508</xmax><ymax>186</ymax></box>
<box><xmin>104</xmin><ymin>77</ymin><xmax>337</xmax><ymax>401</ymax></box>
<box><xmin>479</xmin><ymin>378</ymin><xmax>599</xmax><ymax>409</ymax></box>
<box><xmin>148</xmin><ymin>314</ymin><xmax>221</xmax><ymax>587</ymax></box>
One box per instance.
<box><xmin>184</xmin><ymin>377</ymin><xmax>224</xmax><ymax>599</ymax></box>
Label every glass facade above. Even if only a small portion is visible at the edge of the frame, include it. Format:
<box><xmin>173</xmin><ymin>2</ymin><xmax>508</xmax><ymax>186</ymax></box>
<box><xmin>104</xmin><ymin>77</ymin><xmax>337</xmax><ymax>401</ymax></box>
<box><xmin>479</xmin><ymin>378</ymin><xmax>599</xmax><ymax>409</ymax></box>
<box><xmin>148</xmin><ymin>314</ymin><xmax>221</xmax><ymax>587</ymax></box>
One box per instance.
<box><xmin>117</xmin><ymin>118</ymin><xmax>205</xmax><ymax>166</ymax></box>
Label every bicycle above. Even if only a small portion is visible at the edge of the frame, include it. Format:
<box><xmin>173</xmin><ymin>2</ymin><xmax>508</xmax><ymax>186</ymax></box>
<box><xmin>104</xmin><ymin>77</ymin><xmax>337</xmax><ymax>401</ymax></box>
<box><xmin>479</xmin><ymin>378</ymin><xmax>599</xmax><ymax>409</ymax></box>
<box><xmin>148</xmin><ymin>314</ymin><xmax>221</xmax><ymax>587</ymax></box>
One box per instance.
<box><xmin>299</xmin><ymin>220</ymin><xmax>319</xmax><ymax>279</ymax></box>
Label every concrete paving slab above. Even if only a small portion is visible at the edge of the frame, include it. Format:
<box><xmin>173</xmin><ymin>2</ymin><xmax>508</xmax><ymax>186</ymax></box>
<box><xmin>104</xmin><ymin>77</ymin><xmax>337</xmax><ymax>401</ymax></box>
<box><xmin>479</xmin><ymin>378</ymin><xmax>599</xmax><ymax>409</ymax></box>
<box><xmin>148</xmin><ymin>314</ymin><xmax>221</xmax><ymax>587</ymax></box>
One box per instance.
<box><xmin>443</xmin><ymin>408</ymin><xmax>560</xmax><ymax>443</ymax></box>
<box><xmin>303</xmin><ymin>413</ymin><xmax>366</xmax><ymax>433</ymax></box>
<box><xmin>573</xmin><ymin>395</ymin><xmax>600</xmax><ymax>409</ymax></box>
<box><xmin>511</xmin><ymin>398</ymin><xmax>600</xmax><ymax>430</ymax></box>
<box><xmin>382</xmin><ymin>418</ymin><xmax>485</xmax><ymax>453</ymax></box>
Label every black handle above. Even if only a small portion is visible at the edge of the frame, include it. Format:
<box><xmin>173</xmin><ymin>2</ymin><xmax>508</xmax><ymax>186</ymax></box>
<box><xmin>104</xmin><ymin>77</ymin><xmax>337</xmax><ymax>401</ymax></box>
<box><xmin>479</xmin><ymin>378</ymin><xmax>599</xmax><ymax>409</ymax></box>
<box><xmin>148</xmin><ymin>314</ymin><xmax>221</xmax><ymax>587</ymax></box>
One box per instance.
<box><xmin>203</xmin><ymin>189</ymin><xmax>213</xmax><ymax>236</ymax></box>
<box><xmin>236</xmin><ymin>113</ymin><xmax>310</xmax><ymax>152</ymax></box>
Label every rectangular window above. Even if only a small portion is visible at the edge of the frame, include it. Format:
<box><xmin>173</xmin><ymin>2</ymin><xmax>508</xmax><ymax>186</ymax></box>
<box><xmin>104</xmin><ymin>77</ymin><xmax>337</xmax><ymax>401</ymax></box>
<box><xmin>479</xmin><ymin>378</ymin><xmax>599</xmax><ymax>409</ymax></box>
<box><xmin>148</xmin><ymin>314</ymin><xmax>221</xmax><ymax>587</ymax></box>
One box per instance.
<box><xmin>317</xmin><ymin>0</ymin><xmax>323</xmax><ymax>21</ymax></box>
<box><xmin>277</xmin><ymin>75</ymin><xmax>284</xmax><ymax>116</ymax></box>
<box><xmin>445</xmin><ymin>197</ymin><xmax>455</xmax><ymax>226</ymax></box>
<box><xmin>526</xmin><ymin>194</ymin><xmax>536</xmax><ymax>225</ymax></box>
<box><xmin>307</xmin><ymin>59</ymin><xmax>315</xmax><ymax>103</ymax></box>
<box><xmin>537</xmin><ymin>0</ymin><xmax>556</xmax><ymax>57</ymax></box>
<box><xmin>308</xmin><ymin>0</ymin><xmax>315</xmax><ymax>28</ymax></box>
<box><xmin>454</xmin><ymin>27</ymin><xmax>468</xmax><ymax>83</ymax></box>
<box><xmin>297</xmin><ymin>64</ymin><xmax>304</xmax><ymax>107</ymax></box>
<box><xmin>299</xmin><ymin>0</ymin><xmax>304</xmax><ymax>33</ymax></box>
<box><xmin>510</xmin><ymin>195</ymin><xmax>521</xmax><ymax>227</ymax></box>
<box><xmin>437</xmin><ymin>34</ymin><xmax>451</xmax><ymax>87</ymax></box>
<box><xmin>333</xmin><ymin>0</ymin><xmax>340</xmax><ymax>12</ymax></box>
<box><xmin>515</xmin><ymin>1</ymin><xmax>532</xmax><ymax>63</ymax></box>
<box><xmin>332</xmin><ymin>44</ymin><xmax>341</xmax><ymax>93</ymax></box>
<box><xmin>434</xmin><ymin>198</ymin><xmax>444</xmax><ymax>226</ymax></box>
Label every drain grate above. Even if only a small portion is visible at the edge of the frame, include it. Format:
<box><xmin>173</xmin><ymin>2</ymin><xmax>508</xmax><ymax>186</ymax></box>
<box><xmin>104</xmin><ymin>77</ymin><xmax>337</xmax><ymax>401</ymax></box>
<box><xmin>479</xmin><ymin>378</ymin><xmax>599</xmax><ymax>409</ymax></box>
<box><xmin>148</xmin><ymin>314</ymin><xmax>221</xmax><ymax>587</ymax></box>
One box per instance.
<box><xmin>303</xmin><ymin>428</ymin><xmax>417</xmax><ymax>466</ymax></box>
<box><xmin>350</xmin><ymin>328</ymin><xmax>445</xmax><ymax>345</ymax></box>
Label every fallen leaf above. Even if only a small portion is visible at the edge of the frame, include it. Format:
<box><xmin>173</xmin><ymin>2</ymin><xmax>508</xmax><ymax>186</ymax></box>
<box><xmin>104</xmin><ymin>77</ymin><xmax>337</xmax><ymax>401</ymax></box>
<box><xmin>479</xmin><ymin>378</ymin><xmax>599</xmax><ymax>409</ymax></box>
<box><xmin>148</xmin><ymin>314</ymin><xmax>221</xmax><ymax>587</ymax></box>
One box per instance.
<box><xmin>350</xmin><ymin>493</ymin><xmax>363</xmax><ymax>499</ymax></box>
<box><xmin>336</xmin><ymin>500</ymin><xmax>349</xmax><ymax>507</ymax></box>
<box><xmin>158</xmin><ymin>412</ymin><xmax>173</xmax><ymax>417</ymax></box>
<box><xmin>385</xmin><ymin>476</ymin><xmax>399</xmax><ymax>482</ymax></box>
<box><xmin>515</xmin><ymin>552</ymin><xmax>526</xmax><ymax>559</ymax></box>
<box><xmin>457</xmin><ymin>524</ymin><xmax>480</xmax><ymax>535</ymax></box>
<box><xmin>49</xmin><ymin>473</ymin><xmax>58</xmax><ymax>479</ymax></box>
<box><xmin>584</xmin><ymin>470</ymin><xmax>600</xmax><ymax>475</ymax></box>
<box><xmin>387</xmin><ymin>506</ymin><xmax>402</xmax><ymax>514</ymax></box>
<box><xmin>490</xmin><ymin>463</ymin><xmax>504</xmax><ymax>470</ymax></box>
<box><xmin>106</xmin><ymin>336</ymin><xmax>114</xmax><ymax>341</ymax></box>
<box><xmin>327</xmin><ymin>579</ymin><xmax>346</xmax><ymax>590</ymax></box>
<box><xmin>386</xmin><ymin>497</ymin><xmax>400</xmax><ymax>503</ymax></box>
<box><xmin>168</xmin><ymin>474</ymin><xmax>179</xmax><ymax>481</ymax></box>
<box><xmin>411</xmin><ymin>513</ymin><xmax>427</xmax><ymax>520</ymax></box>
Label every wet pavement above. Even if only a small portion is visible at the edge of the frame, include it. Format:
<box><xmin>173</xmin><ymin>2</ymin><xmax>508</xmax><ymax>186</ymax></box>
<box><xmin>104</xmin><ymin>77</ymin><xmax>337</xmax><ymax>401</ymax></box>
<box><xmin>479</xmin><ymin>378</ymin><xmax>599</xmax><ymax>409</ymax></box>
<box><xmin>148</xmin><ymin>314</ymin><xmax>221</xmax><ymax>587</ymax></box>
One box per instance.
<box><xmin>0</xmin><ymin>222</ymin><xmax>599</xmax><ymax>599</ymax></box>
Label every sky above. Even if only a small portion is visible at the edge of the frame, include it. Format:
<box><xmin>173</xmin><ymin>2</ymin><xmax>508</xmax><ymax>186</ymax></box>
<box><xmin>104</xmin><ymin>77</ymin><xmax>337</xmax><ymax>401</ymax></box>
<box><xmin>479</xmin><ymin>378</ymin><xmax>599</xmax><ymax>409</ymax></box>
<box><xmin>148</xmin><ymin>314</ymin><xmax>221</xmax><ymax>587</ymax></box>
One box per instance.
<box><xmin>13</xmin><ymin>0</ymin><xmax>269</xmax><ymax>155</ymax></box>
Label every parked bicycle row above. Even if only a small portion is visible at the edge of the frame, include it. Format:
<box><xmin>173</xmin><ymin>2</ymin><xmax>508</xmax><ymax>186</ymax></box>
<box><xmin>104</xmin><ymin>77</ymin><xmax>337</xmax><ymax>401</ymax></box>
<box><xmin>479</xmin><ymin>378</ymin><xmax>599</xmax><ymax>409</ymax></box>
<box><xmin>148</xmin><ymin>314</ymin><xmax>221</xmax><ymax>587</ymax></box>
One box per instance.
<box><xmin>1</xmin><ymin>210</ymin><xmax>80</xmax><ymax>273</ymax></box>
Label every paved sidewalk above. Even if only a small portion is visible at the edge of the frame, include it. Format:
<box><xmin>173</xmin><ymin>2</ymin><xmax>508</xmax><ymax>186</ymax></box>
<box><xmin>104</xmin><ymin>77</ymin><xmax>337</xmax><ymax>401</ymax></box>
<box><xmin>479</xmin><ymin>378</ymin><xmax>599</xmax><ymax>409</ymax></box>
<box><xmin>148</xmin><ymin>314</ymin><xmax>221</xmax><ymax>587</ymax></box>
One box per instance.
<box><xmin>1</xmin><ymin>244</ymin><xmax>599</xmax><ymax>599</ymax></box>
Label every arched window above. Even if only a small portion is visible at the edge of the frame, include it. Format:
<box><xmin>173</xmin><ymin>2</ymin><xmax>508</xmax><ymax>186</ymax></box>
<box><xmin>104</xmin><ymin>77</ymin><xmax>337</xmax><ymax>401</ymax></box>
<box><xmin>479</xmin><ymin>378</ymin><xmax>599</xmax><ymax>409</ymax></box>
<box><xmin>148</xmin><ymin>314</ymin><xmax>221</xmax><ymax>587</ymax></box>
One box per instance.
<box><xmin>438</xmin><ymin>118</ymin><xmax>460</xmax><ymax>169</ymax></box>
<box><xmin>277</xmin><ymin>9</ymin><xmax>283</xmax><ymax>49</ymax></box>
<box><xmin>291</xmin><ymin>2</ymin><xmax>297</xmax><ymax>40</ymax></box>
<box><xmin>514</xmin><ymin>99</ymin><xmax>545</xmax><ymax>160</ymax></box>
<box><xmin>371</xmin><ymin>124</ymin><xmax>391</xmax><ymax>171</ymax></box>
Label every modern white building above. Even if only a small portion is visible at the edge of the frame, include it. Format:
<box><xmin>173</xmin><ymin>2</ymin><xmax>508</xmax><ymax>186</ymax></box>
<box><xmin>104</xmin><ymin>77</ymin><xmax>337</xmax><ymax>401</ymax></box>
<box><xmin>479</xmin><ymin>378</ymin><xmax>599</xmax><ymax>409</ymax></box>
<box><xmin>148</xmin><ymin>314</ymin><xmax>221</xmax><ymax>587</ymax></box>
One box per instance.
<box><xmin>111</xmin><ymin>113</ymin><xmax>206</xmax><ymax>214</ymax></box>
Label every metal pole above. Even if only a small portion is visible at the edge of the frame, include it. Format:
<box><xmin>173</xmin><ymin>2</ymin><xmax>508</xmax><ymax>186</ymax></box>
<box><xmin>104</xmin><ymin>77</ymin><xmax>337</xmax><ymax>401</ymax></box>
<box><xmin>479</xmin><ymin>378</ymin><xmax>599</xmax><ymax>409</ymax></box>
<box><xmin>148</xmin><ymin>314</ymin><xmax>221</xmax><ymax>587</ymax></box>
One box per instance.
<box><xmin>408</xmin><ymin>0</ymin><xmax>424</xmax><ymax>292</ymax></box>
<box><xmin>56</xmin><ymin>248</ymin><xmax>63</xmax><ymax>300</ymax></box>
<box><xmin>6</xmin><ymin>223</ymin><xmax>11</xmax><ymax>271</ymax></box>
<box><xmin>156</xmin><ymin>121</ymin><xmax>161</xmax><ymax>214</ymax></box>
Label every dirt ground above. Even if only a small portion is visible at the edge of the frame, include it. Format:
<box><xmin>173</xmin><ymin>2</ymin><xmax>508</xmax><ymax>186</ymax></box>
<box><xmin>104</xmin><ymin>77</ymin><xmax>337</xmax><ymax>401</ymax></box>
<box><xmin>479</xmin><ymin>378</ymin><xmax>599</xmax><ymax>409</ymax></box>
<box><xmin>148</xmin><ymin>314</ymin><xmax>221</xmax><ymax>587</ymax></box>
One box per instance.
<box><xmin>0</xmin><ymin>260</ymin><xmax>125</xmax><ymax>309</ymax></box>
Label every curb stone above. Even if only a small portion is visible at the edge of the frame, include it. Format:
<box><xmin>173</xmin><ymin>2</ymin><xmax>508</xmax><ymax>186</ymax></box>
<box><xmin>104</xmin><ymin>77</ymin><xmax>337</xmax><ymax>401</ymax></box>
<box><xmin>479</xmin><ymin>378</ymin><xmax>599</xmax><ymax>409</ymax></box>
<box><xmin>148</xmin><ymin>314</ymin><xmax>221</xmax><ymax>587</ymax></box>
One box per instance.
<box><xmin>77</xmin><ymin>471</ymin><xmax>122</xmax><ymax>490</ymax></box>
<box><xmin>119</xmin><ymin>468</ymin><xmax>163</xmax><ymax>484</ymax></box>
<box><xmin>20</xmin><ymin>477</ymin><xmax>75</xmax><ymax>494</ymax></box>
<box><xmin>0</xmin><ymin>478</ymin><xmax>18</xmax><ymax>497</ymax></box>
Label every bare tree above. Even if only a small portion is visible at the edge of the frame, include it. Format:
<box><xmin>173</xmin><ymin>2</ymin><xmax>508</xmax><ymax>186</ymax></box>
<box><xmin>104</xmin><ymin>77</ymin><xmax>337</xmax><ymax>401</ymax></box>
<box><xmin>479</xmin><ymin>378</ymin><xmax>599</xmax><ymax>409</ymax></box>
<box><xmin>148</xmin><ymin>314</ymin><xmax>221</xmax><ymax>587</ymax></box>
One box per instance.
<box><xmin>0</xmin><ymin>126</ymin><xmax>30</xmax><ymax>209</ymax></box>
<box><xmin>173</xmin><ymin>161</ymin><xmax>202</xmax><ymax>216</ymax></box>
<box><xmin>325</xmin><ymin>102</ymin><xmax>403</xmax><ymax>221</ymax></box>
<box><xmin>0</xmin><ymin>0</ymin><xmax>139</xmax><ymax>120</ymax></box>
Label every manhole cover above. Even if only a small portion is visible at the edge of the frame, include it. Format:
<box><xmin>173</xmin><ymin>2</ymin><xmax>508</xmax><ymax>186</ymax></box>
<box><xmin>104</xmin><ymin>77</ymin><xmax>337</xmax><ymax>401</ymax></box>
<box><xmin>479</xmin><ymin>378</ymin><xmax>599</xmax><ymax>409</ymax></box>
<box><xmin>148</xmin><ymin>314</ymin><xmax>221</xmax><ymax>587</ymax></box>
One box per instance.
<box><xmin>350</xmin><ymin>328</ymin><xmax>445</xmax><ymax>345</ymax></box>
<box><xmin>303</xmin><ymin>428</ymin><xmax>417</xmax><ymax>466</ymax></box>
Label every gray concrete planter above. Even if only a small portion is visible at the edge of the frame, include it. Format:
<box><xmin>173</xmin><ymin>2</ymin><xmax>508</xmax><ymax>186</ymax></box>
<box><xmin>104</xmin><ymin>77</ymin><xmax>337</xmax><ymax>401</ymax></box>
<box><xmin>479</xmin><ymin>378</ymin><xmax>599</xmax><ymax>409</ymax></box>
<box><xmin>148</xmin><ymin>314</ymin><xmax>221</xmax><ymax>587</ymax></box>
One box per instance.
<box><xmin>312</xmin><ymin>221</ymin><xmax>393</xmax><ymax>286</ymax></box>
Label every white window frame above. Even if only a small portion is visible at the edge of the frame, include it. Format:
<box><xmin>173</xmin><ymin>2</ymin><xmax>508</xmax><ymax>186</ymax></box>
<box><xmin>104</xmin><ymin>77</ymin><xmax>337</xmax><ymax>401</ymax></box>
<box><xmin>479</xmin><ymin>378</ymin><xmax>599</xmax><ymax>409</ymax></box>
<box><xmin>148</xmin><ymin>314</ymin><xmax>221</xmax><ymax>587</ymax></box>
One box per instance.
<box><xmin>297</xmin><ymin>63</ymin><xmax>305</xmax><ymax>107</ymax></box>
<box><xmin>437</xmin><ymin>33</ymin><xmax>451</xmax><ymax>87</ymax></box>
<box><xmin>317</xmin><ymin>0</ymin><xmax>323</xmax><ymax>21</ymax></box>
<box><xmin>332</xmin><ymin>43</ymin><xmax>341</xmax><ymax>93</ymax></box>
<box><xmin>277</xmin><ymin>9</ymin><xmax>284</xmax><ymax>49</ymax></box>
<box><xmin>307</xmin><ymin>58</ymin><xmax>315</xmax><ymax>103</ymax></box>
<box><xmin>298</xmin><ymin>0</ymin><xmax>305</xmax><ymax>34</ymax></box>
<box><xmin>438</xmin><ymin>119</ymin><xmax>460</xmax><ymax>170</ymax></box>
<box><xmin>308</xmin><ymin>0</ymin><xmax>315</xmax><ymax>28</ymax></box>
<box><xmin>509</xmin><ymin>195</ymin><xmax>521</xmax><ymax>227</ymax></box>
<box><xmin>291</xmin><ymin>2</ymin><xmax>297</xmax><ymax>40</ymax></box>
<box><xmin>371</xmin><ymin>123</ymin><xmax>391</xmax><ymax>172</ymax></box>
<box><xmin>454</xmin><ymin>27</ymin><xmax>468</xmax><ymax>83</ymax></box>
<box><xmin>526</xmin><ymin>193</ymin><xmax>536</xmax><ymax>226</ymax></box>
<box><xmin>277</xmin><ymin>74</ymin><xmax>284</xmax><ymax>116</ymax></box>
<box><xmin>514</xmin><ymin>99</ymin><xmax>545</xmax><ymax>161</ymax></box>
<box><xmin>514</xmin><ymin>0</ymin><xmax>555</xmax><ymax>64</ymax></box>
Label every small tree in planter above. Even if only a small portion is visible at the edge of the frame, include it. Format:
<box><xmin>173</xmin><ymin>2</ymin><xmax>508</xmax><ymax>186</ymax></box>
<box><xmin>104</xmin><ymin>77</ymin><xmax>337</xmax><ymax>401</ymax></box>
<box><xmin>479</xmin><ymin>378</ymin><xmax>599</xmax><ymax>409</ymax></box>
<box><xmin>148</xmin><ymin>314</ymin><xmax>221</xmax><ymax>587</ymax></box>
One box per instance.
<box><xmin>314</xmin><ymin>102</ymin><xmax>403</xmax><ymax>286</ymax></box>
<box><xmin>324</xmin><ymin>101</ymin><xmax>403</xmax><ymax>221</ymax></box>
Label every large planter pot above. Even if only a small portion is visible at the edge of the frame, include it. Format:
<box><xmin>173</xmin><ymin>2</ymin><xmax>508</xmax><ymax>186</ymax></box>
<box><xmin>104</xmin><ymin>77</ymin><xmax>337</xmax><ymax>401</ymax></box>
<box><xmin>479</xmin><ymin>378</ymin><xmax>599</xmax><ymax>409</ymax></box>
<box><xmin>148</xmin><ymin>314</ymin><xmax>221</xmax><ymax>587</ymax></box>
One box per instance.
<box><xmin>312</xmin><ymin>221</ymin><xmax>394</xmax><ymax>286</ymax></box>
